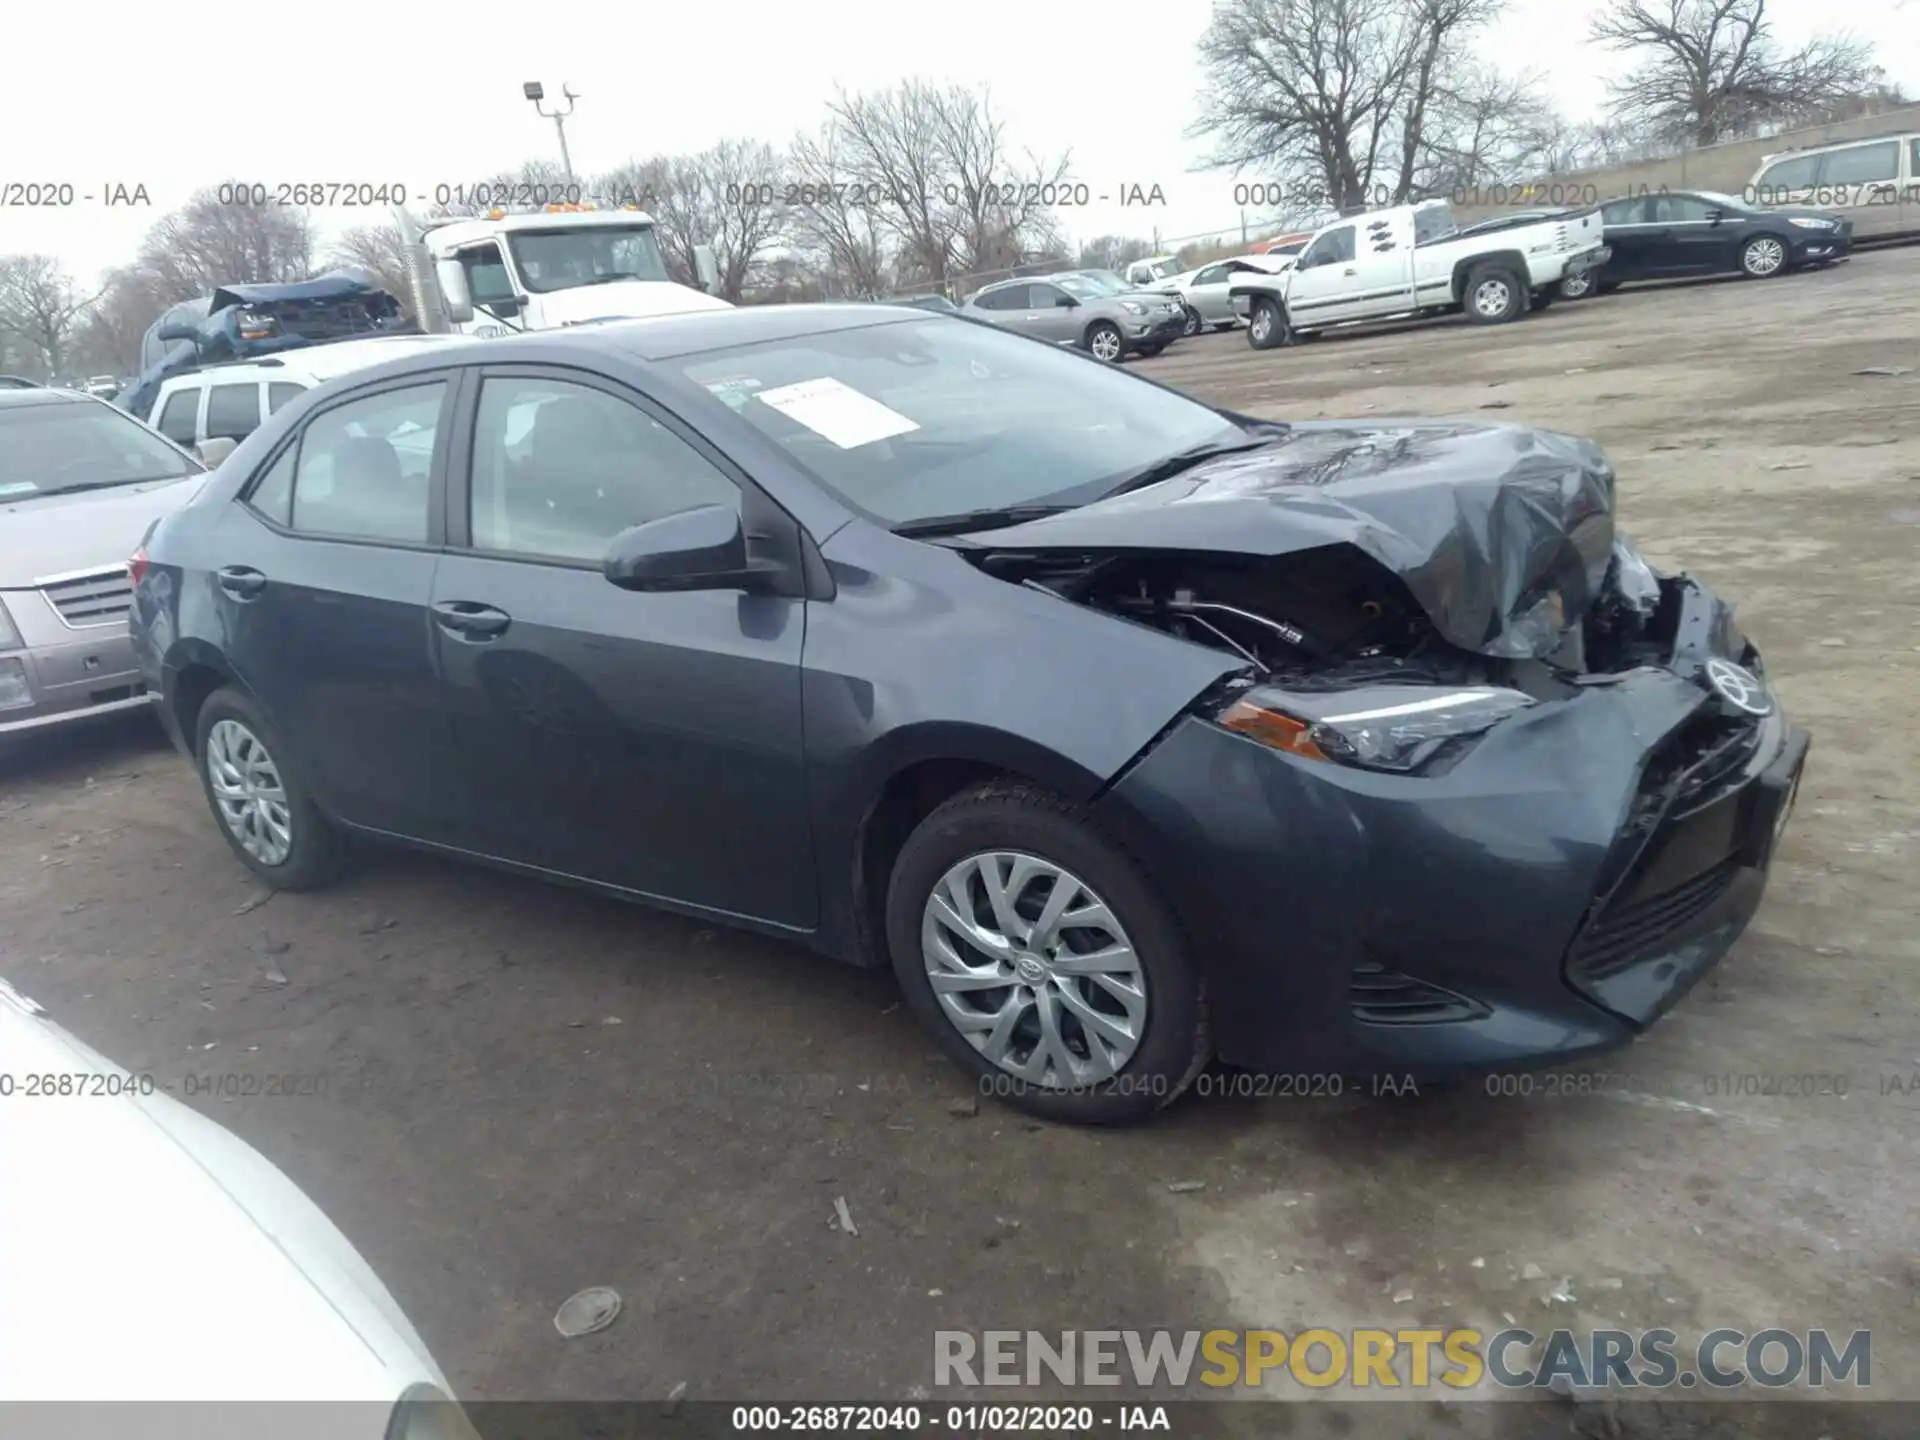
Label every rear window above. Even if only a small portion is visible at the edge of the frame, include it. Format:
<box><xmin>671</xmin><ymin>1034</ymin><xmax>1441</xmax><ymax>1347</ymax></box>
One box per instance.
<box><xmin>0</xmin><ymin>399</ymin><xmax>199</xmax><ymax>497</ymax></box>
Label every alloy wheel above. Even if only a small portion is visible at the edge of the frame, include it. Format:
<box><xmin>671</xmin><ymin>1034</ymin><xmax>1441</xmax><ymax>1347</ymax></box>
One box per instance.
<box><xmin>1472</xmin><ymin>277</ymin><xmax>1513</xmax><ymax>317</ymax></box>
<box><xmin>1089</xmin><ymin>327</ymin><xmax>1122</xmax><ymax>362</ymax></box>
<box><xmin>206</xmin><ymin>718</ymin><xmax>293</xmax><ymax>866</ymax></box>
<box><xmin>1744</xmin><ymin>237</ymin><xmax>1786</xmax><ymax>276</ymax></box>
<box><xmin>1250</xmin><ymin>308</ymin><xmax>1273</xmax><ymax>344</ymax></box>
<box><xmin>920</xmin><ymin>851</ymin><xmax>1148</xmax><ymax>1088</ymax></box>
<box><xmin>1560</xmin><ymin>271</ymin><xmax>1593</xmax><ymax>299</ymax></box>
<box><xmin>1183</xmin><ymin>307</ymin><xmax>1203</xmax><ymax>337</ymax></box>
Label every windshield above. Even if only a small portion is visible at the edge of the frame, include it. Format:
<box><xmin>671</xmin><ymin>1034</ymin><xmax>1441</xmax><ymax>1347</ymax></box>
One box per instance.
<box><xmin>506</xmin><ymin>224</ymin><xmax>673</xmax><ymax>294</ymax></box>
<box><xmin>0</xmin><ymin>399</ymin><xmax>199</xmax><ymax>496</ymax></box>
<box><xmin>677</xmin><ymin>317</ymin><xmax>1245</xmax><ymax>526</ymax></box>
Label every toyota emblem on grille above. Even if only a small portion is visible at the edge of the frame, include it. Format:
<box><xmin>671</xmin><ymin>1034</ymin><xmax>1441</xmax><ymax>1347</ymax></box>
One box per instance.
<box><xmin>1704</xmin><ymin>657</ymin><xmax>1772</xmax><ymax>716</ymax></box>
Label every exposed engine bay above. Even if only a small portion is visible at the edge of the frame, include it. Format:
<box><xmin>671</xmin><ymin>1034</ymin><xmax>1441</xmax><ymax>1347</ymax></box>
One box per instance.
<box><xmin>974</xmin><ymin>541</ymin><xmax>1677</xmax><ymax>692</ymax></box>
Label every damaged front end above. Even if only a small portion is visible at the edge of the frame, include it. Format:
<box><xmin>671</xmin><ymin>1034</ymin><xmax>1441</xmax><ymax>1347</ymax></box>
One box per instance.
<box><xmin>946</xmin><ymin>421</ymin><xmax>1808</xmax><ymax>1078</ymax></box>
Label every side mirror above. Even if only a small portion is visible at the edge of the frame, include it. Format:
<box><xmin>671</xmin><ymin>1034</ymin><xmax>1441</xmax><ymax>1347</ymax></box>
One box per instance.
<box><xmin>694</xmin><ymin>243</ymin><xmax>721</xmax><ymax>294</ymax></box>
<box><xmin>604</xmin><ymin>505</ymin><xmax>758</xmax><ymax>592</ymax></box>
<box><xmin>1704</xmin><ymin>208</ymin><xmax>1725</xmax><ymax>225</ymax></box>
<box><xmin>195</xmin><ymin>436</ymin><xmax>238</xmax><ymax>467</ymax></box>
<box><xmin>435</xmin><ymin>260</ymin><xmax>475</xmax><ymax>323</ymax></box>
<box><xmin>156</xmin><ymin>320</ymin><xmax>200</xmax><ymax>343</ymax></box>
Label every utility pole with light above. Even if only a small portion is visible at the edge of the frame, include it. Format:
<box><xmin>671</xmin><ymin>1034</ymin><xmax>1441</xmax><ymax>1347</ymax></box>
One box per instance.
<box><xmin>522</xmin><ymin>81</ymin><xmax>579</xmax><ymax>186</ymax></box>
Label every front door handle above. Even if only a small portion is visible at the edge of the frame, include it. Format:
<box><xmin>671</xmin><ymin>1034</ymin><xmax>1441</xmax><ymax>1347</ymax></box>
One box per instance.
<box><xmin>217</xmin><ymin>565</ymin><xmax>267</xmax><ymax>601</ymax></box>
<box><xmin>432</xmin><ymin>600</ymin><xmax>512</xmax><ymax>640</ymax></box>
<box><xmin>1342</xmin><ymin>266</ymin><xmax>1357</xmax><ymax>275</ymax></box>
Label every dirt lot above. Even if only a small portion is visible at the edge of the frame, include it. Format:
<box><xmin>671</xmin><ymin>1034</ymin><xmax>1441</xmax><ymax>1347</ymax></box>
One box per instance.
<box><xmin>4</xmin><ymin>249</ymin><xmax>1917</xmax><ymax>1437</ymax></box>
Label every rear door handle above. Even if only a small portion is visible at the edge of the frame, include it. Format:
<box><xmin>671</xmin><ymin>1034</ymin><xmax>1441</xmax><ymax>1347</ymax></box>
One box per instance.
<box><xmin>432</xmin><ymin>601</ymin><xmax>512</xmax><ymax>639</ymax></box>
<box><xmin>217</xmin><ymin>565</ymin><xmax>267</xmax><ymax>600</ymax></box>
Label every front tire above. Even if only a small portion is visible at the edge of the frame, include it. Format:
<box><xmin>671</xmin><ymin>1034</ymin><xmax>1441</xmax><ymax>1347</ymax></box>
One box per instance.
<box><xmin>1464</xmin><ymin>263</ymin><xmax>1526</xmax><ymax>323</ymax></box>
<box><xmin>195</xmin><ymin>687</ymin><xmax>342</xmax><ymax>890</ymax></box>
<box><xmin>1181</xmin><ymin>306</ymin><xmax>1204</xmax><ymax>338</ymax></box>
<box><xmin>1084</xmin><ymin>321</ymin><xmax>1124</xmax><ymax>362</ymax></box>
<box><xmin>886</xmin><ymin>782</ymin><xmax>1208</xmax><ymax>1126</ymax></box>
<box><xmin>1740</xmin><ymin>234</ymin><xmax>1788</xmax><ymax>278</ymax></box>
<box><xmin>1246</xmin><ymin>298</ymin><xmax>1288</xmax><ymax>349</ymax></box>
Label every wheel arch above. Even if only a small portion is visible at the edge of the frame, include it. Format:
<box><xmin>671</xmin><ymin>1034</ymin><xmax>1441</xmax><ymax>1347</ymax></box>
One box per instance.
<box><xmin>162</xmin><ymin>638</ymin><xmax>250</xmax><ymax>757</ymax></box>
<box><xmin>1452</xmin><ymin>249</ymin><xmax>1527</xmax><ymax>301</ymax></box>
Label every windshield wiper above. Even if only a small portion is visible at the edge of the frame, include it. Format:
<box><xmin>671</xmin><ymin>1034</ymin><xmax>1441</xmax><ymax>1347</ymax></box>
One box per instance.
<box><xmin>892</xmin><ymin>503</ymin><xmax>1079</xmax><ymax>539</ymax></box>
<box><xmin>1101</xmin><ymin>436</ymin><xmax>1277</xmax><ymax>499</ymax></box>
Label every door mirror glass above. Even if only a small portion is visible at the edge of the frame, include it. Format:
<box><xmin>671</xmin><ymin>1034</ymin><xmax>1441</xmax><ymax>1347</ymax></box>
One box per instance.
<box><xmin>436</xmin><ymin>260</ymin><xmax>474</xmax><ymax>323</ymax></box>
<box><xmin>604</xmin><ymin>504</ymin><xmax>750</xmax><ymax>592</ymax></box>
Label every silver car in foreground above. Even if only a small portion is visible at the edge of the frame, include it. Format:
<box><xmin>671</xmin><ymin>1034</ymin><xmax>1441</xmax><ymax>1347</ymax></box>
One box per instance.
<box><xmin>0</xmin><ymin>388</ymin><xmax>208</xmax><ymax>739</ymax></box>
<box><xmin>961</xmin><ymin>271</ymin><xmax>1186</xmax><ymax>361</ymax></box>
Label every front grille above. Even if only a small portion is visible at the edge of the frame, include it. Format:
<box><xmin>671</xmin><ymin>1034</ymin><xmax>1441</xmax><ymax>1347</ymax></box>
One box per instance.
<box><xmin>1645</xmin><ymin>706</ymin><xmax>1763</xmax><ymax>811</ymax></box>
<box><xmin>1567</xmin><ymin>859</ymin><xmax>1740</xmax><ymax>982</ymax></box>
<box><xmin>40</xmin><ymin>568</ymin><xmax>133</xmax><ymax>627</ymax></box>
<box><xmin>1350</xmin><ymin>963</ymin><xmax>1488</xmax><ymax>1025</ymax></box>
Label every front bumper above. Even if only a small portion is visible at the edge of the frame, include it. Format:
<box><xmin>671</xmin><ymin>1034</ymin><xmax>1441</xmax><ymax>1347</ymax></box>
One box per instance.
<box><xmin>1097</xmin><ymin>577</ymin><xmax>1807</xmax><ymax>1079</ymax></box>
<box><xmin>0</xmin><ymin>623</ymin><xmax>152</xmax><ymax>737</ymax></box>
<box><xmin>1790</xmin><ymin>225</ymin><xmax>1851</xmax><ymax>263</ymax></box>
<box><xmin>1123</xmin><ymin>311</ymin><xmax>1186</xmax><ymax>351</ymax></box>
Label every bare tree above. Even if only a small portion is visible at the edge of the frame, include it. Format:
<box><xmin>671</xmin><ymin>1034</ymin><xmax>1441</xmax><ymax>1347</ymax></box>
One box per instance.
<box><xmin>134</xmin><ymin>188</ymin><xmax>315</xmax><ymax>303</ymax></box>
<box><xmin>1192</xmin><ymin>0</ymin><xmax>1505</xmax><ymax>211</ymax></box>
<box><xmin>1591</xmin><ymin>0</ymin><xmax>1882</xmax><ymax>147</ymax></box>
<box><xmin>67</xmin><ymin>266</ymin><xmax>166</xmax><ymax>377</ymax></box>
<box><xmin>599</xmin><ymin>140</ymin><xmax>789</xmax><ymax>301</ymax></box>
<box><xmin>826</xmin><ymin>81</ymin><xmax>1070</xmax><ymax>289</ymax></box>
<box><xmin>1419</xmin><ymin>66</ymin><xmax>1563</xmax><ymax>190</ymax></box>
<box><xmin>785</xmin><ymin>124</ymin><xmax>892</xmax><ymax>298</ymax></box>
<box><xmin>0</xmin><ymin>255</ymin><xmax>97</xmax><ymax>377</ymax></box>
<box><xmin>329</xmin><ymin>224</ymin><xmax>415</xmax><ymax>307</ymax></box>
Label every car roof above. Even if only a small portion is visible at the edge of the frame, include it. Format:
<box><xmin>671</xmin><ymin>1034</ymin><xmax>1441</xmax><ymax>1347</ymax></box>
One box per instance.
<box><xmin>157</xmin><ymin>335</ymin><xmax>481</xmax><ymax>389</ymax></box>
<box><xmin>1762</xmin><ymin>132</ymin><xmax>1914</xmax><ymax>161</ymax></box>
<box><xmin>0</xmin><ymin>386</ymin><xmax>91</xmax><ymax>410</ymax></box>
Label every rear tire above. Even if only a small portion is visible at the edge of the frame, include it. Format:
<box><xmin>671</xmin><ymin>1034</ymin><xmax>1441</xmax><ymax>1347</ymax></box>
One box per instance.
<box><xmin>1557</xmin><ymin>269</ymin><xmax>1596</xmax><ymax>300</ymax></box>
<box><xmin>886</xmin><ymin>782</ymin><xmax>1209</xmax><ymax>1126</ymax></box>
<box><xmin>194</xmin><ymin>687</ymin><xmax>343</xmax><ymax>891</ymax></box>
<box><xmin>1464</xmin><ymin>263</ymin><xmax>1527</xmax><ymax>324</ymax></box>
<box><xmin>1246</xmin><ymin>298</ymin><xmax>1289</xmax><ymax>350</ymax></box>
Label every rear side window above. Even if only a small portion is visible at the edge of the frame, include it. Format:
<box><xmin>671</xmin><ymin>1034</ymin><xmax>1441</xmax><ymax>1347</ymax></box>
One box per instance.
<box><xmin>1819</xmin><ymin>140</ymin><xmax>1899</xmax><ymax>185</ymax></box>
<box><xmin>267</xmin><ymin>383</ymin><xmax>305</xmax><ymax>414</ymax></box>
<box><xmin>1600</xmin><ymin>197</ymin><xmax>1644</xmax><ymax>225</ymax></box>
<box><xmin>155</xmin><ymin>389</ymin><xmax>199</xmax><ymax>445</ymax></box>
<box><xmin>205</xmin><ymin>384</ymin><xmax>262</xmax><ymax>441</ymax></box>
<box><xmin>972</xmin><ymin>286</ymin><xmax>1022</xmax><ymax>312</ymax></box>
<box><xmin>288</xmin><ymin>383</ymin><xmax>445</xmax><ymax>544</ymax></box>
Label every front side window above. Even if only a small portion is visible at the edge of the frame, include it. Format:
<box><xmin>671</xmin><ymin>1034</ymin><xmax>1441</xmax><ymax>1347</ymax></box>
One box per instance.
<box><xmin>468</xmin><ymin>376</ymin><xmax>739</xmax><ymax>563</ymax></box>
<box><xmin>288</xmin><ymin>383</ymin><xmax>444</xmax><ymax>544</ymax></box>
<box><xmin>0</xmin><ymin>398</ymin><xmax>200</xmax><ymax>497</ymax></box>
<box><xmin>458</xmin><ymin>244</ymin><xmax>516</xmax><ymax>307</ymax></box>
<box><xmin>205</xmin><ymin>384</ymin><xmax>262</xmax><ymax>441</ymax></box>
<box><xmin>1301</xmin><ymin>226</ymin><xmax>1356</xmax><ymax>267</ymax></box>
<box><xmin>1412</xmin><ymin>204</ymin><xmax>1457</xmax><ymax>245</ymax></box>
<box><xmin>1027</xmin><ymin>284</ymin><xmax>1074</xmax><ymax>309</ymax></box>
<box><xmin>506</xmin><ymin>224</ymin><xmax>672</xmax><ymax>294</ymax></box>
<box><xmin>676</xmin><ymin>315</ymin><xmax>1244</xmax><ymax>526</ymax></box>
<box><xmin>155</xmin><ymin>389</ymin><xmax>200</xmax><ymax>445</ymax></box>
<box><xmin>1193</xmin><ymin>264</ymin><xmax>1230</xmax><ymax>286</ymax></box>
<box><xmin>1600</xmin><ymin>197</ymin><xmax>1645</xmax><ymax>225</ymax></box>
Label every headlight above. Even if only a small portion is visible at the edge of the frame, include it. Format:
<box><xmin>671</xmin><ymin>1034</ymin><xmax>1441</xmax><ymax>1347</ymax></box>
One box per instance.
<box><xmin>1120</xmin><ymin>300</ymin><xmax>1145</xmax><ymax>315</ymax></box>
<box><xmin>385</xmin><ymin>1384</ymin><xmax>481</xmax><ymax>1440</ymax></box>
<box><xmin>0</xmin><ymin>598</ymin><xmax>20</xmax><ymax>650</ymax></box>
<box><xmin>1787</xmin><ymin>217</ymin><xmax>1834</xmax><ymax>229</ymax></box>
<box><xmin>1218</xmin><ymin>684</ymin><xmax>1535</xmax><ymax>773</ymax></box>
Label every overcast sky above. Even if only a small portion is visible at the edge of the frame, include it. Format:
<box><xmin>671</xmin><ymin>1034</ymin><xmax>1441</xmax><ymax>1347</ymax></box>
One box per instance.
<box><xmin>3</xmin><ymin>0</ymin><xmax>1916</xmax><ymax>284</ymax></box>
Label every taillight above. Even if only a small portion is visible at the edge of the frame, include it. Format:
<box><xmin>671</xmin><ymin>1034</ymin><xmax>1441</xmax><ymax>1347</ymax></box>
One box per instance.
<box><xmin>127</xmin><ymin>547</ymin><xmax>149</xmax><ymax>587</ymax></box>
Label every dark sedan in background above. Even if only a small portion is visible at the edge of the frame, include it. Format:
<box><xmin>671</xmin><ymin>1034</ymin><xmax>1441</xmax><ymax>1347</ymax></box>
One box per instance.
<box><xmin>1561</xmin><ymin>189</ymin><xmax>1851</xmax><ymax>297</ymax></box>
<box><xmin>128</xmin><ymin>307</ymin><xmax>1806</xmax><ymax>1125</ymax></box>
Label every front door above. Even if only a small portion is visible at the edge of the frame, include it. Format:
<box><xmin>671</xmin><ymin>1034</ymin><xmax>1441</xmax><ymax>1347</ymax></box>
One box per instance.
<box><xmin>429</xmin><ymin>366</ymin><xmax>816</xmax><ymax>928</ymax></box>
<box><xmin>208</xmin><ymin>375</ymin><xmax>462</xmax><ymax>840</ymax></box>
<box><xmin>1646</xmin><ymin>193</ymin><xmax>1731</xmax><ymax>273</ymax></box>
<box><xmin>1284</xmin><ymin>224</ymin><xmax>1366</xmax><ymax>327</ymax></box>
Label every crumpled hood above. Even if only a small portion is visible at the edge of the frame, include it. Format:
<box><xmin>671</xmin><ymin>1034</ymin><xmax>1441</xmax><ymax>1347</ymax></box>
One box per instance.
<box><xmin>0</xmin><ymin>475</ymin><xmax>203</xmax><ymax>588</ymax></box>
<box><xmin>958</xmin><ymin>419</ymin><xmax>1618</xmax><ymax>659</ymax></box>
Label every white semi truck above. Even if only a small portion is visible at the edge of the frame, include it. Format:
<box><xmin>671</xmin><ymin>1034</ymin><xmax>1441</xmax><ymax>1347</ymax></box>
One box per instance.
<box><xmin>393</xmin><ymin>203</ymin><xmax>731</xmax><ymax>336</ymax></box>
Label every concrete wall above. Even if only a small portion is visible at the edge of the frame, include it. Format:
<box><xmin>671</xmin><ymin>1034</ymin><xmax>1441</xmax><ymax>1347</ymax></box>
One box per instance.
<box><xmin>1449</xmin><ymin>104</ymin><xmax>1920</xmax><ymax>226</ymax></box>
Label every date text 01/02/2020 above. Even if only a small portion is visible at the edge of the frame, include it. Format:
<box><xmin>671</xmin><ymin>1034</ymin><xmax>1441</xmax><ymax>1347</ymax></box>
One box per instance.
<box><xmin>209</xmin><ymin>181</ymin><xmax>668</xmax><ymax>210</ymax></box>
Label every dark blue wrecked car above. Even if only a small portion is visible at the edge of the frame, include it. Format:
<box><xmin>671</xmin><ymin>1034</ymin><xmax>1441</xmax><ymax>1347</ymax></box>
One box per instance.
<box><xmin>118</xmin><ymin>271</ymin><xmax>411</xmax><ymax>421</ymax></box>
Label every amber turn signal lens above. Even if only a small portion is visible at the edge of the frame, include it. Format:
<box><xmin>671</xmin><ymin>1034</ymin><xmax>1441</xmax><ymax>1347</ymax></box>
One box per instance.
<box><xmin>1218</xmin><ymin>699</ymin><xmax>1328</xmax><ymax>760</ymax></box>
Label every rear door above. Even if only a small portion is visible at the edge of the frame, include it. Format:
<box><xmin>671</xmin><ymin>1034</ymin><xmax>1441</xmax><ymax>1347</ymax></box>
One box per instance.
<box><xmin>203</xmin><ymin>381</ymin><xmax>265</xmax><ymax>446</ymax></box>
<box><xmin>1810</xmin><ymin>139</ymin><xmax>1902</xmax><ymax>238</ymax></box>
<box><xmin>1598</xmin><ymin>196</ymin><xmax>1659</xmax><ymax>278</ymax></box>
<box><xmin>152</xmin><ymin>385</ymin><xmax>202</xmax><ymax>448</ymax></box>
<box><xmin>204</xmin><ymin>372</ymin><xmax>463</xmax><ymax>840</ymax></box>
<box><xmin>428</xmin><ymin>365</ymin><xmax>815</xmax><ymax>925</ymax></box>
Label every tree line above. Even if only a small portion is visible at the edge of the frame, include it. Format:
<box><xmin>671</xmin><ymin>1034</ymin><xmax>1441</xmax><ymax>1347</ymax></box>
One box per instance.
<box><xmin>0</xmin><ymin>0</ymin><xmax>1892</xmax><ymax>379</ymax></box>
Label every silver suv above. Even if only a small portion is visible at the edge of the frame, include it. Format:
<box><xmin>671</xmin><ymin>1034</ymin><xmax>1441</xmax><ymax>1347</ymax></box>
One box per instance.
<box><xmin>961</xmin><ymin>272</ymin><xmax>1186</xmax><ymax>361</ymax></box>
<box><xmin>0</xmin><ymin>389</ymin><xmax>206</xmax><ymax>738</ymax></box>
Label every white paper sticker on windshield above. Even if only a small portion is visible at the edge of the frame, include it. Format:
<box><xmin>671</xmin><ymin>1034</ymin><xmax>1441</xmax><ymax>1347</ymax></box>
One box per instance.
<box><xmin>754</xmin><ymin>376</ymin><xmax>919</xmax><ymax>449</ymax></box>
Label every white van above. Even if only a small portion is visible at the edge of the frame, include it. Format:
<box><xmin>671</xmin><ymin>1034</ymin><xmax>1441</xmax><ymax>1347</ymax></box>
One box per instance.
<box><xmin>144</xmin><ymin>334</ymin><xmax>478</xmax><ymax>453</ymax></box>
<box><xmin>1746</xmin><ymin>133</ymin><xmax>1920</xmax><ymax>241</ymax></box>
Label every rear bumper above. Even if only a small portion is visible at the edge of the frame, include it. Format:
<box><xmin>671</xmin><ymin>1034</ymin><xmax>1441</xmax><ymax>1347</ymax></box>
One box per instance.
<box><xmin>1095</xmin><ymin>577</ymin><xmax>1806</xmax><ymax>1079</ymax></box>
<box><xmin>1559</xmin><ymin>244</ymin><xmax>1612</xmax><ymax>279</ymax></box>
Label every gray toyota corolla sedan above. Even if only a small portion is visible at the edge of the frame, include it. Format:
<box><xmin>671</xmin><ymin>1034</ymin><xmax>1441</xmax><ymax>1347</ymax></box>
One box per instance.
<box><xmin>127</xmin><ymin>307</ymin><xmax>1808</xmax><ymax>1125</ymax></box>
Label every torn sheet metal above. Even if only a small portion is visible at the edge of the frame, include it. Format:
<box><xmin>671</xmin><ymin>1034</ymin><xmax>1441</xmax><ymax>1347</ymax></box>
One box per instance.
<box><xmin>953</xmin><ymin>419</ymin><xmax>1621</xmax><ymax>661</ymax></box>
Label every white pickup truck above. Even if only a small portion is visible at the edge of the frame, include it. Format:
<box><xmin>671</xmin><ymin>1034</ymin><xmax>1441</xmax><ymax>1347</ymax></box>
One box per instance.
<box><xmin>1228</xmin><ymin>199</ymin><xmax>1610</xmax><ymax>349</ymax></box>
